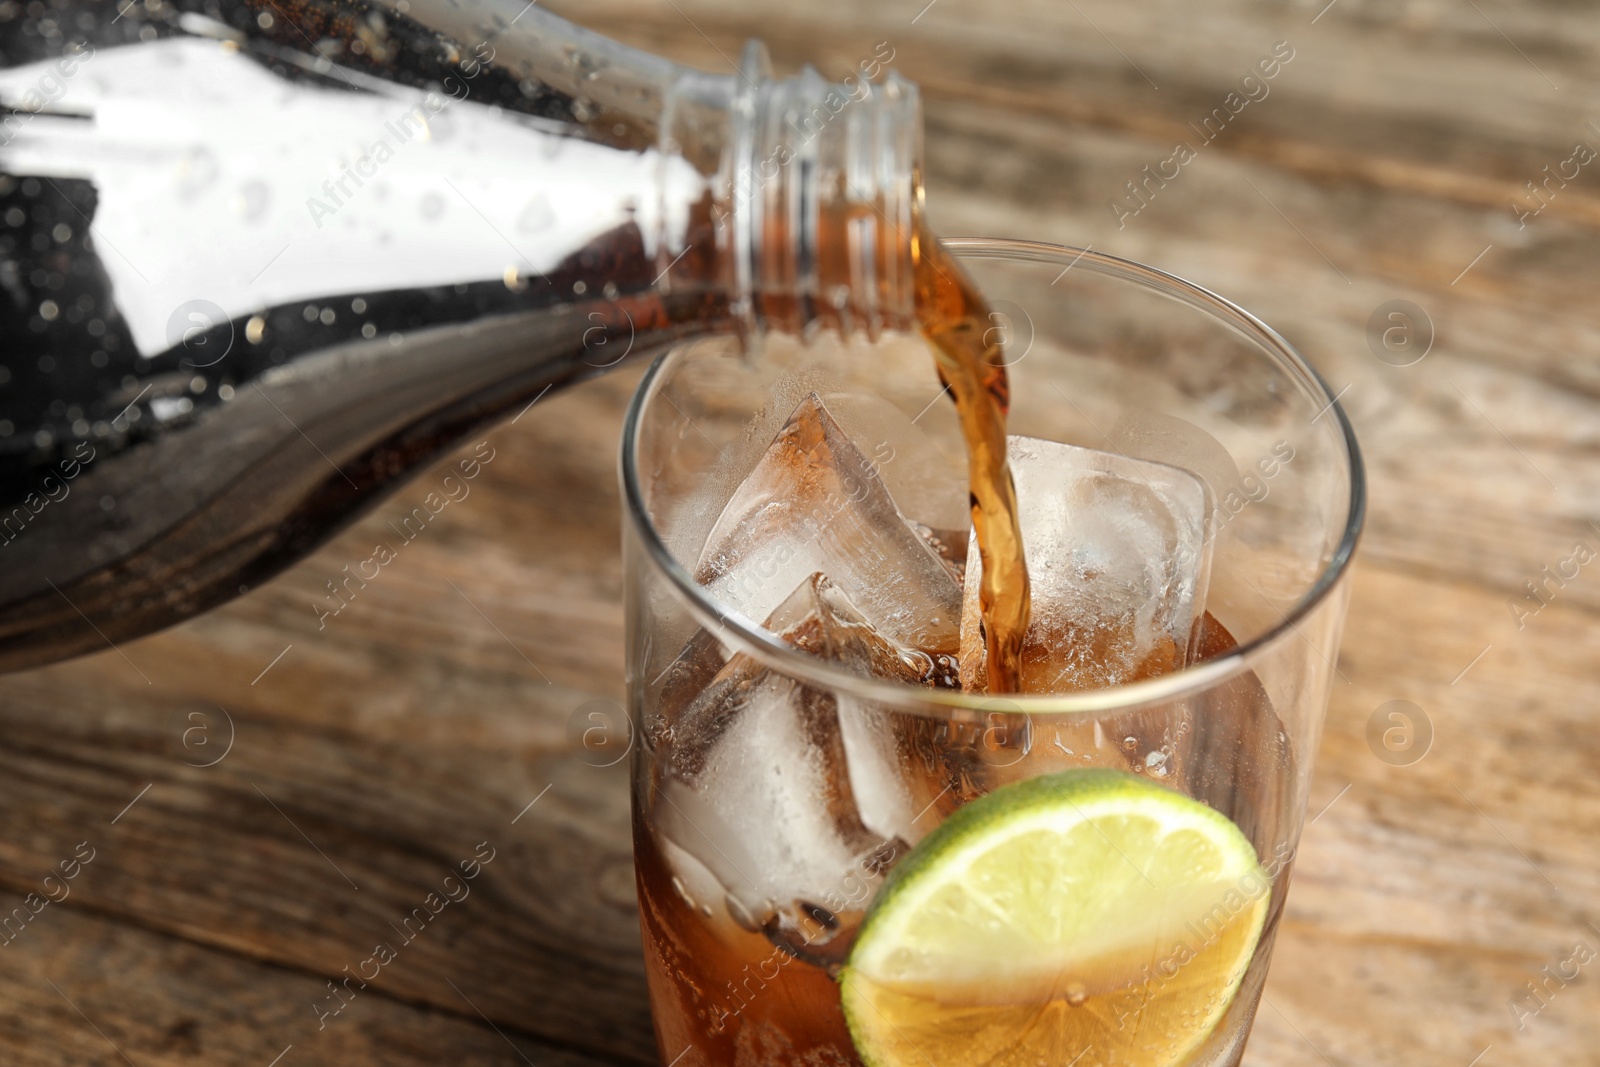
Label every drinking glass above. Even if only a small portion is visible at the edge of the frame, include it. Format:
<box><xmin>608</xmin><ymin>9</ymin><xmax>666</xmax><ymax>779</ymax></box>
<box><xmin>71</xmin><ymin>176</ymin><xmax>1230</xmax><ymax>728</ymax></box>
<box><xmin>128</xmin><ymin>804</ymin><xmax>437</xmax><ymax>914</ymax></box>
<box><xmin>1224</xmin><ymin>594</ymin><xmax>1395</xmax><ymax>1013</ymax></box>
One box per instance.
<box><xmin>620</xmin><ymin>238</ymin><xmax>1364</xmax><ymax>1067</ymax></box>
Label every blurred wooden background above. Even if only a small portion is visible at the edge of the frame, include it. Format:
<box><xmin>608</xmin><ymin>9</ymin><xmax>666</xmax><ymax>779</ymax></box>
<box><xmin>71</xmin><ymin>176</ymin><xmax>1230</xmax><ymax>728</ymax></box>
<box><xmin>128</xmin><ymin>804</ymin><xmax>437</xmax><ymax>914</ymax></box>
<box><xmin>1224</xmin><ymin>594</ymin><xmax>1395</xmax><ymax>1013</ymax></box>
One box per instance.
<box><xmin>4</xmin><ymin>0</ymin><xmax>1599</xmax><ymax>1064</ymax></box>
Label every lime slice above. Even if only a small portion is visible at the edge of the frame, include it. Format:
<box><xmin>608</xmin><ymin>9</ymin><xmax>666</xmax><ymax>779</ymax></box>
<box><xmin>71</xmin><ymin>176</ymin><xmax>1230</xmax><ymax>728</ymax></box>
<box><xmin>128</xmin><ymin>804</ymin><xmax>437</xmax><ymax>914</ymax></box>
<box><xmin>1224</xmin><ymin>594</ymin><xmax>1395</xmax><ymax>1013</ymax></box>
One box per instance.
<box><xmin>840</xmin><ymin>769</ymin><xmax>1269</xmax><ymax>1067</ymax></box>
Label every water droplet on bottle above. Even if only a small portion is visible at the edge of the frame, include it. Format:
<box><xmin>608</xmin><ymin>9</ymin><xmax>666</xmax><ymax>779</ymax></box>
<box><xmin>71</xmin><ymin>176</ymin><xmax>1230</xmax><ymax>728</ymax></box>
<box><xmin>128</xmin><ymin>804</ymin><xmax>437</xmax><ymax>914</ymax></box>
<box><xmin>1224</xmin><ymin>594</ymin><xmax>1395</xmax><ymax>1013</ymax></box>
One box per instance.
<box><xmin>1065</xmin><ymin>983</ymin><xmax>1088</xmax><ymax>1006</ymax></box>
<box><xmin>236</xmin><ymin>180</ymin><xmax>270</xmax><ymax>221</ymax></box>
<box><xmin>175</xmin><ymin>146</ymin><xmax>218</xmax><ymax>201</ymax></box>
<box><xmin>1122</xmin><ymin>735</ymin><xmax>1138</xmax><ymax>750</ymax></box>
<box><xmin>562</xmin><ymin>45</ymin><xmax>606</xmax><ymax>81</ymax></box>
<box><xmin>518</xmin><ymin>193</ymin><xmax>555</xmax><ymax>233</ymax></box>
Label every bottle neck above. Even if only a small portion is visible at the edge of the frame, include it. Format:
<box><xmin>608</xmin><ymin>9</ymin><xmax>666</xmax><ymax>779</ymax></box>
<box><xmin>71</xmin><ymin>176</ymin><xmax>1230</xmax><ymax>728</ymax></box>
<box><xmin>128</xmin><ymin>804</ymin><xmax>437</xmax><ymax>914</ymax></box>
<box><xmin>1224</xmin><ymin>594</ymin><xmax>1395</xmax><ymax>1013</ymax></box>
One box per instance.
<box><xmin>659</xmin><ymin>41</ymin><xmax>924</xmax><ymax>344</ymax></box>
<box><xmin>394</xmin><ymin>6</ymin><xmax>925</xmax><ymax>340</ymax></box>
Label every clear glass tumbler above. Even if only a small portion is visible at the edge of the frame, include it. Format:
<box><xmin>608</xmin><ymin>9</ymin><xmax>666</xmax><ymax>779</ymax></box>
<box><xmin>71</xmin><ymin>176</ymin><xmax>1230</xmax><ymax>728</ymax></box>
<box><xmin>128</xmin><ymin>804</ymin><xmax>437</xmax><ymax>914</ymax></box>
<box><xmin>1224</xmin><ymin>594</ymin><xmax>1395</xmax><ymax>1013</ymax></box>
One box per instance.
<box><xmin>621</xmin><ymin>238</ymin><xmax>1364</xmax><ymax>1067</ymax></box>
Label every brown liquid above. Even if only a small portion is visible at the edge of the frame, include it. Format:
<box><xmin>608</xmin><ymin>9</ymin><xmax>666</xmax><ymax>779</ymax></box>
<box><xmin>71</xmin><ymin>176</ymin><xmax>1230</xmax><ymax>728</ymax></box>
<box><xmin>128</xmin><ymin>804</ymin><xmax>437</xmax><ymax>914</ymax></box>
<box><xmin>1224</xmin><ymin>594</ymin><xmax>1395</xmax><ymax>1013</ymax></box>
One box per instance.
<box><xmin>638</xmin><ymin>615</ymin><xmax>1280</xmax><ymax>1067</ymax></box>
<box><xmin>751</xmin><ymin>193</ymin><xmax>1031</xmax><ymax>693</ymax></box>
<box><xmin>634</xmin><ymin>823</ymin><xmax>861</xmax><ymax>1067</ymax></box>
<box><xmin>911</xmin><ymin>230</ymin><xmax>1031</xmax><ymax>693</ymax></box>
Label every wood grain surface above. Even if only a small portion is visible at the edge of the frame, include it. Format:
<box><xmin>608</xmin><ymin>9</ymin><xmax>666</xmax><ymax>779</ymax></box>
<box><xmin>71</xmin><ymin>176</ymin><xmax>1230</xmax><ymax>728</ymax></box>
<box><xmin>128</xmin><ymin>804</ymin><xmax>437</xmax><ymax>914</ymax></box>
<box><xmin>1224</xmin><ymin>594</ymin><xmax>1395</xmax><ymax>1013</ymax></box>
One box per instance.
<box><xmin>5</xmin><ymin>1</ymin><xmax>1599</xmax><ymax>1064</ymax></box>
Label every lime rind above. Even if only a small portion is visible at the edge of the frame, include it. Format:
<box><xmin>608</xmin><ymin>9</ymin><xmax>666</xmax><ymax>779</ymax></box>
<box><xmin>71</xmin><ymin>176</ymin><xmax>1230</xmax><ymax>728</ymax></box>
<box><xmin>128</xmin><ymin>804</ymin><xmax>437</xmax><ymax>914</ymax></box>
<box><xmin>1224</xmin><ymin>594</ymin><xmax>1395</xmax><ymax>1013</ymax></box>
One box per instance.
<box><xmin>840</xmin><ymin>769</ymin><xmax>1269</xmax><ymax>1067</ymax></box>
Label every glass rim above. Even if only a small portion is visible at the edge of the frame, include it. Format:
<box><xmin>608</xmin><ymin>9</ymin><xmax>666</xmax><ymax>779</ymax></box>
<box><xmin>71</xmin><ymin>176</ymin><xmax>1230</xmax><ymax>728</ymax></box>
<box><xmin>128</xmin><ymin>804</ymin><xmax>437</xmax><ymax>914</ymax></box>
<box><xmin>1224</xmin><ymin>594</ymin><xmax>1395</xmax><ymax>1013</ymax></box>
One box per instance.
<box><xmin>620</xmin><ymin>237</ymin><xmax>1367</xmax><ymax>716</ymax></box>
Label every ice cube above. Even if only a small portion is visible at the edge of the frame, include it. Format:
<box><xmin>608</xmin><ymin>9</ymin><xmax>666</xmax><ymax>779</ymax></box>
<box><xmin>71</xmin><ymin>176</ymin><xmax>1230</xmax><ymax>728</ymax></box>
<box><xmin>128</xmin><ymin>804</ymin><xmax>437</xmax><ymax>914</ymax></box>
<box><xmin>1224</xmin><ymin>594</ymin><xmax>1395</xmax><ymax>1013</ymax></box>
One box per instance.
<box><xmin>694</xmin><ymin>393</ymin><xmax>963</xmax><ymax>656</ymax></box>
<box><xmin>789</xmin><ymin>574</ymin><xmax>939</xmax><ymax>846</ymax></box>
<box><xmin>813</xmin><ymin>390</ymin><xmax>968</xmax><ymax>532</ymax></box>
<box><xmin>908</xmin><ymin>520</ymin><xmax>968</xmax><ymax>587</ymax></box>
<box><xmin>652</xmin><ymin>585</ymin><xmax>889</xmax><ymax>927</ymax></box>
<box><xmin>654</xmin><ymin>656</ymin><xmax>873</xmax><ymax>924</ymax></box>
<box><xmin>785</xmin><ymin>571</ymin><xmax>956</xmax><ymax>689</ymax></box>
<box><xmin>959</xmin><ymin>435</ymin><xmax>1213</xmax><ymax>694</ymax></box>
<box><xmin>654</xmin><ymin>575</ymin><xmax>930</xmax><ymax>966</ymax></box>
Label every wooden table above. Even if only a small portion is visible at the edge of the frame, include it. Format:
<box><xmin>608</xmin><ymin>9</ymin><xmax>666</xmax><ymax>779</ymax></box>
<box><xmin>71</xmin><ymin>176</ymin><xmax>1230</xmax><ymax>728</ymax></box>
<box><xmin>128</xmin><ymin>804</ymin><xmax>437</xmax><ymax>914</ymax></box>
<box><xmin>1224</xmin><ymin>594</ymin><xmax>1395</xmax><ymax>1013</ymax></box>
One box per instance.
<box><xmin>5</xmin><ymin>1</ymin><xmax>1598</xmax><ymax>1063</ymax></box>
